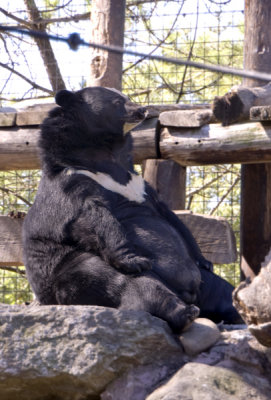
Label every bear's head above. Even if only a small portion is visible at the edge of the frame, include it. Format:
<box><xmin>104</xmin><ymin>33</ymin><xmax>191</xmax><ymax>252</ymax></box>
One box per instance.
<box><xmin>39</xmin><ymin>87</ymin><xmax>146</xmax><ymax>174</ymax></box>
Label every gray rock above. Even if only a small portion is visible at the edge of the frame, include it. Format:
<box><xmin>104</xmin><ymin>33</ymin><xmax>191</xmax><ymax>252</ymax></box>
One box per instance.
<box><xmin>233</xmin><ymin>250</ymin><xmax>271</xmax><ymax>347</ymax></box>
<box><xmin>101</xmin><ymin>364</ymin><xmax>180</xmax><ymax>400</ymax></box>
<box><xmin>0</xmin><ymin>304</ymin><xmax>183</xmax><ymax>400</ymax></box>
<box><xmin>146</xmin><ymin>362</ymin><xmax>271</xmax><ymax>400</ymax></box>
<box><xmin>179</xmin><ymin>318</ymin><xmax>221</xmax><ymax>356</ymax></box>
<box><xmin>1</xmin><ymin>305</ymin><xmax>271</xmax><ymax>400</ymax></box>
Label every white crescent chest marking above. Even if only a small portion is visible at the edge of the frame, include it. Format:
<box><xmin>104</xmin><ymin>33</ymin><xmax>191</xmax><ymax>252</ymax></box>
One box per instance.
<box><xmin>67</xmin><ymin>168</ymin><xmax>146</xmax><ymax>203</ymax></box>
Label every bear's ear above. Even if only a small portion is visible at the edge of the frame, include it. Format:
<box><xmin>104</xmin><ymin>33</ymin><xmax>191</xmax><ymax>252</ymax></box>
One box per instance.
<box><xmin>55</xmin><ymin>89</ymin><xmax>76</xmax><ymax>108</ymax></box>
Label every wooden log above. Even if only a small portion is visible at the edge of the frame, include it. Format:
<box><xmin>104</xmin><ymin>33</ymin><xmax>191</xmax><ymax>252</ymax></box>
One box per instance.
<box><xmin>159</xmin><ymin>122</ymin><xmax>271</xmax><ymax>166</ymax></box>
<box><xmin>4</xmin><ymin>120</ymin><xmax>271</xmax><ymax>169</ymax></box>
<box><xmin>212</xmin><ymin>82</ymin><xmax>271</xmax><ymax>126</ymax></box>
<box><xmin>176</xmin><ymin>211</ymin><xmax>237</xmax><ymax>264</ymax></box>
<box><xmin>0</xmin><ymin>212</ymin><xmax>236</xmax><ymax>266</ymax></box>
<box><xmin>130</xmin><ymin>118</ymin><xmax>158</xmax><ymax>163</ymax></box>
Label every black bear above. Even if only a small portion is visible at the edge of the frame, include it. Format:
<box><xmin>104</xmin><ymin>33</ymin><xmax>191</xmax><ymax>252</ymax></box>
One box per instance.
<box><xmin>22</xmin><ymin>87</ymin><xmax>241</xmax><ymax>332</ymax></box>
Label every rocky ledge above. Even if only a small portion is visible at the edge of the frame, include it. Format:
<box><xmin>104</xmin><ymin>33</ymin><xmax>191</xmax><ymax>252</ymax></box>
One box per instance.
<box><xmin>0</xmin><ymin>304</ymin><xmax>270</xmax><ymax>400</ymax></box>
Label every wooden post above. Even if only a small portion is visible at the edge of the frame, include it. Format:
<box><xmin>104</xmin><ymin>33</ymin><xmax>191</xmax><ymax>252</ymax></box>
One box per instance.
<box><xmin>143</xmin><ymin>159</ymin><xmax>187</xmax><ymax>210</ymax></box>
<box><xmin>143</xmin><ymin>160</ymin><xmax>186</xmax><ymax>209</ymax></box>
<box><xmin>88</xmin><ymin>0</ymin><xmax>126</xmax><ymax>90</ymax></box>
<box><xmin>240</xmin><ymin>0</ymin><xmax>271</xmax><ymax>279</ymax></box>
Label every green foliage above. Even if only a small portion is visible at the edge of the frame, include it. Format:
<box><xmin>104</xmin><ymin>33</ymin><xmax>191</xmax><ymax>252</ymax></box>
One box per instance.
<box><xmin>0</xmin><ymin>268</ymin><xmax>33</xmax><ymax>304</ymax></box>
<box><xmin>123</xmin><ymin>12</ymin><xmax>244</xmax><ymax>104</ymax></box>
<box><xmin>186</xmin><ymin>164</ymin><xmax>241</xmax><ymax>287</ymax></box>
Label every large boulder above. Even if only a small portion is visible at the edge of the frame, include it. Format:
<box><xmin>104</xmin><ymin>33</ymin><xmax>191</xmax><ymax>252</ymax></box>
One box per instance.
<box><xmin>102</xmin><ymin>327</ymin><xmax>271</xmax><ymax>400</ymax></box>
<box><xmin>146</xmin><ymin>362</ymin><xmax>271</xmax><ymax>400</ymax></box>
<box><xmin>0</xmin><ymin>304</ymin><xmax>183</xmax><ymax>400</ymax></box>
<box><xmin>233</xmin><ymin>251</ymin><xmax>271</xmax><ymax>347</ymax></box>
<box><xmin>0</xmin><ymin>304</ymin><xmax>270</xmax><ymax>400</ymax></box>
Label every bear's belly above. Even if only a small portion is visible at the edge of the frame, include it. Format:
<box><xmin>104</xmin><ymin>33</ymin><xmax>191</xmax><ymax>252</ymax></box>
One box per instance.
<box><xmin>120</xmin><ymin>214</ymin><xmax>201</xmax><ymax>295</ymax></box>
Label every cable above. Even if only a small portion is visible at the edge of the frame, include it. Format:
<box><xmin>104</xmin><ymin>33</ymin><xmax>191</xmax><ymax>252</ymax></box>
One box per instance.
<box><xmin>1</xmin><ymin>24</ymin><xmax>271</xmax><ymax>82</ymax></box>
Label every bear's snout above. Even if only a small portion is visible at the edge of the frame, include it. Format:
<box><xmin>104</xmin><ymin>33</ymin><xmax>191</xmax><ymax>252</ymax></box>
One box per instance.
<box><xmin>135</xmin><ymin>107</ymin><xmax>147</xmax><ymax>120</ymax></box>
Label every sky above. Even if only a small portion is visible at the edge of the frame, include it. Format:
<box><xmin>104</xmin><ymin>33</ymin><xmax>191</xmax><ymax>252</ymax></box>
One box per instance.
<box><xmin>0</xmin><ymin>0</ymin><xmax>245</xmax><ymax>105</ymax></box>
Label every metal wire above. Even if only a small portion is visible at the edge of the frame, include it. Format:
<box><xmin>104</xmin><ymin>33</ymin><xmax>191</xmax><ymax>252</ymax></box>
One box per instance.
<box><xmin>1</xmin><ymin>24</ymin><xmax>271</xmax><ymax>83</ymax></box>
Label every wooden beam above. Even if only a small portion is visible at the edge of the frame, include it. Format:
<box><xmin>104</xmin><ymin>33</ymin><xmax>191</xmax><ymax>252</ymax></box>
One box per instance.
<box><xmin>0</xmin><ymin>213</ymin><xmax>236</xmax><ymax>266</ymax></box>
<box><xmin>159</xmin><ymin>122</ymin><xmax>271</xmax><ymax>166</ymax></box>
<box><xmin>3</xmin><ymin>120</ymin><xmax>271</xmax><ymax>170</ymax></box>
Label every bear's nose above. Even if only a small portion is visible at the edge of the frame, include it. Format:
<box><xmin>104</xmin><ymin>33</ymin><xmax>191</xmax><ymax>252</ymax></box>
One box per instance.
<box><xmin>136</xmin><ymin>107</ymin><xmax>147</xmax><ymax>119</ymax></box>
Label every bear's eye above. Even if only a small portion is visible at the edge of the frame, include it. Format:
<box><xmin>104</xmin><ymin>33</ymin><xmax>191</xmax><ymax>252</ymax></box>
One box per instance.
<box><xmin>113</xmin><ymin>99</ymin><xmax>124</xmax><ymax>107</ymax></box>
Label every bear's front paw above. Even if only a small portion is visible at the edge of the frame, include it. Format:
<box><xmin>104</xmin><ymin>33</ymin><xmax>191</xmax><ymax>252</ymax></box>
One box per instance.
<box><xmin>114</xmin><ymin>255</ymin><xmax>152</xmax><ymax>274</ymax></box>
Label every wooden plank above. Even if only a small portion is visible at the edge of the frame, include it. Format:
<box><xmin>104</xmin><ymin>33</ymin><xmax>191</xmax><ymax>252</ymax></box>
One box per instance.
<box><xmin>145</xmin><ymin>103</ymin><xmax>211</xmax><ymax>119</ymax></box>
<box><xmin>0</xmin><ymin>127</ymin><xmax>40</xmax><ymax>170</ymax></box>
<box><xmin>0</xmin><ymin>110</ymin><xmax>16</xmax><ymax>127</ymax></box>
<box><xmin>159</xmin><ymin>109</ymin><xmax>214</xmax><ymax>127</ymax></box>
<box><xmin>16</xmin><ymin>104</ymin><xmax>54</xmax><ymax>126</ymax></box>
<box><xmin>176</xmin><ymin>211</ymin><xmax>237</xmax><ymax>264</ymax></box>
<box><xmin>0</xmin><ymin>212</ymin><xmax>236</xmax><ymax>266</ymax></box>
<box><xmin>0</xmin><ymin>216</ymin><xmax>23</xmax><ymax>266</ymax></box>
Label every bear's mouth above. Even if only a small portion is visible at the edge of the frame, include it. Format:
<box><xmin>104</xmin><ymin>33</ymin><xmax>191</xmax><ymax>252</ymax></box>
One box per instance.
<box><xmin>123</xmin><ymin>107</ymin><xmax>148</xmax><ymax>134</ymax></box>
<box><xmin>123</xmin><ymin>120</ymin><xmax>145</xmax><ymax>134</ymax></box>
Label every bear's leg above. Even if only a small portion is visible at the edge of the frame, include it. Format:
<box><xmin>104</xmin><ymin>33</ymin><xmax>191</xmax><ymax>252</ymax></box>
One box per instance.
<box><xmin>53</xmin><ymin>254</ymin><xmax>198</xmax><ymax>333</ymax></box>
<box><xmin>120</xmin><ymin>272</ymin><xmax>199</xmax><ymax>333</ymax></box>
<box><xmin>53</xmin><ymin>254</ymin><xmax>127</xmax><ymax>307</ymax></box>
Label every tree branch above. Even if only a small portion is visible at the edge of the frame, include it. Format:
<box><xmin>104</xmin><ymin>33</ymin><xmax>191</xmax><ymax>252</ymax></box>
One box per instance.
<box><xmin>23</xmin><ymin>0</ymin><xmax>66</xmax><ymax>92</ymax></box>
<box><xmin>0</xmin><ymin>266</ymin><xmax>26</xmax><ymax>275</ymax></box>
<box><xmin>0</xmin><ymin>62</ymin><xmax>53</xmax><ymax>95</ymax></box>
<box><xmin>0</xmin><ymin>186</ymin><xmax>32</xmax><ymax>207</ymax></box>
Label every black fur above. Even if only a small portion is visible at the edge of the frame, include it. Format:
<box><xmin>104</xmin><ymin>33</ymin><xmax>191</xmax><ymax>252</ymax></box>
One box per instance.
<box><xmin>23</xmin><ymin>87</ymin><xmax>241</xmax><ymax>332</ymax></box>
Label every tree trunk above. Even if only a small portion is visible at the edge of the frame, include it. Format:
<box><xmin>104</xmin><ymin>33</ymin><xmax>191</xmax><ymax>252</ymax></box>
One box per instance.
<box><xmin>88</xmin><ymin>0</ymin><xmax>126</xmax><ymax>90</ymax></box>
<box><xmin>24</xmin><ymin>0</ymin><xmax>66</xmax><ymax>92</ymax></box>
<box><xmin>240</xmin><ymin>0</ymin><xmax>271</xmax><ymax>279</ymax></box>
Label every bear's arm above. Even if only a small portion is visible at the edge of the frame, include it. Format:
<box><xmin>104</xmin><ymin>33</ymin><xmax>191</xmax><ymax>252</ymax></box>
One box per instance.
<box><xmin>146</xmin><ymin>184</ymin><xmax>213</xmax><ymax>271</ymax></box>
<box><xmin>69</xmin><ymin>198</ymin><xmax>152</xmax><ymax>274</ymax></box>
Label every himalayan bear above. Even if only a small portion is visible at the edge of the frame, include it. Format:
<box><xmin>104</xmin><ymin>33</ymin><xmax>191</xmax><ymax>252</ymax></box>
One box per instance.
<box><xmin>22</xmin><ymin>87</ymin><xmax>242</xmax><ymax>332</ymax></box>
